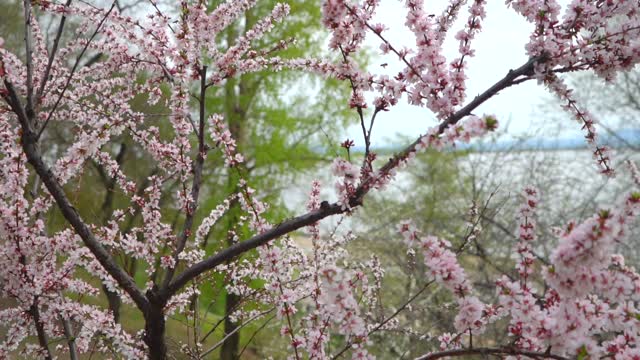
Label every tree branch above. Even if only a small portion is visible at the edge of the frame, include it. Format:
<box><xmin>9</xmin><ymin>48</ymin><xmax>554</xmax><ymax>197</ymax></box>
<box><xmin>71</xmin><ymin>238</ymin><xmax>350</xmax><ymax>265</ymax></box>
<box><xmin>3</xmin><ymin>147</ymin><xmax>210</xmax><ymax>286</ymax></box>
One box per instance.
<box><xmin>36</xmin><ymin>2</ymin><xmax>116</xmax><ymax>141</ymax></box>
<box><xmin>23</xmin><ymin>0</ymin><xmax>35</xmax><ymax>115</ymax></box>
<box><xmin>161</xmin><ymin>65</ymin><xmax>208</xmax><ymax>289</ymax></box>
<box><xmin>200</xmin><ymin>308</ymin><xmax>274</xmax><ymax>357</ymax></box>
<box><xmin>352</xmin><ymin>55</ymin><xmax>542</xmax><ymax>204</ymax></box>
<box><xmin>30</xmin><ymin>300</ymin><xmax>53</xmax><ymax>360</ymax></box>
<box><xmin>164</xmin><ymin>202</ymin><xmax>344</xmax><ymax>298</ymax></box>
<box><xmin>164</xmin><ymin>56</ymin><xmax>542</xmax><ymax>300</ymax></box>
<box><xmin>3</xmin><ymin>79</ymin><xmax>149</xmax><ymax>311</ymax></box>
<box><xmin>332</xmin><ymin>280</ymin><xmax>435</xmax><ymax>359</ymax></box>
<box><xmin>36</xmin><ymin>0</ymin><xmax>73</xmax><ymax>106</ymax></box>
<box><xmin>414</xmin><ymin>347</ymin><xmax>569</xmax><ymax>360</ymax></box>
<box><xmin>60</xmin><ymin>315</ymin><xmax>79</xmax><ymax>360</ymax></box>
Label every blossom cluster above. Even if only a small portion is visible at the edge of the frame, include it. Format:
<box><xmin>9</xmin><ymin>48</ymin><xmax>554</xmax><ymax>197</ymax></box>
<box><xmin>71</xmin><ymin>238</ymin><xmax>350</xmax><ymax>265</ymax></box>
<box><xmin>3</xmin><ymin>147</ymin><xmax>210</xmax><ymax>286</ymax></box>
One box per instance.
<box><xmin>209</xmin><ymin>114</ymin><xmax>244</xmax><ymax>167</ymax></box>
<box><xmin>331</xmin><ymin>158</ymin><xmax>361</xmax><ymax>210</ymax></box>
<box><xmin>515</xmin><ymin>186</ymin><xmax>538</xmax><ymax>281</ymax></box>
<box><xmin>398</xmin><ymin>221</ymin><xmax>487</xmax><ymax>335</ymax></box>
<box><xmin>490</xmin><ymin>190</ymin><xmax>640</xmax><ymax>358</ymax></box>
<box><xmin>393</xmin><ymin>183</ymin><xmax>640</xmax><ymax>359</ymax></box>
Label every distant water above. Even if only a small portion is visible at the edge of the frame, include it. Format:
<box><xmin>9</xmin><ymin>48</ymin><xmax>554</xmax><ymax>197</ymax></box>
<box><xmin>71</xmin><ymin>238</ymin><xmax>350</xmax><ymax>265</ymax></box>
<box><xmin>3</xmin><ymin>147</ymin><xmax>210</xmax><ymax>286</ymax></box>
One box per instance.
<box><xmin>347</xmin><ymin>128</ymin><xmax>640</xmax><ymax>154</ymax></box>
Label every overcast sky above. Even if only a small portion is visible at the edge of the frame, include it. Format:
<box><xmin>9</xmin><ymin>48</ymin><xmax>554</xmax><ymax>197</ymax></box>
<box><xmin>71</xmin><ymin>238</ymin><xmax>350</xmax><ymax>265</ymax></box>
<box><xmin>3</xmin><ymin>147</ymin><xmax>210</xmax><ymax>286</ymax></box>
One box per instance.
<box><xmin>346</xmin><ymin>0</ymin><xmax>572</xmax><ymax>147</ymax></box>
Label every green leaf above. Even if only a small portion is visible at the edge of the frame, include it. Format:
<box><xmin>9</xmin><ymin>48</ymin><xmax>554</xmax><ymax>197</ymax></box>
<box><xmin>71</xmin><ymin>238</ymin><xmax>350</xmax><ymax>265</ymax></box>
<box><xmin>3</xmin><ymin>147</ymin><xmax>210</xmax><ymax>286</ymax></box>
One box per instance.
<box><xmin>577</xmin><ymin>345</ymin><xmax>589</xmax><ymax>360</ymax></box>
<box><xmin>484</xmin><ymin>115</ymin><xmax>498</xmax><ymax>131</ymax></box>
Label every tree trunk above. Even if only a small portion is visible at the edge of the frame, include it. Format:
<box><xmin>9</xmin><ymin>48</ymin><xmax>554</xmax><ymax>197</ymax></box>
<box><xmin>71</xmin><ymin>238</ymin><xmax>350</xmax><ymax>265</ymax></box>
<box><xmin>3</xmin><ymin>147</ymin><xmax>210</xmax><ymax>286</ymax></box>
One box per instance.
<box><xmin>30</xmin><ymin>302</ymin><xmax>53</xmax><ymax>360</ymax></box>
<box><xmin>143</xmin><ymin>303</ymin><xmax>167</xmax><ymax>360</ymax></box>
<box><xmin>103</xmin><ymin>283</ymin><xmax>122</xmax><ymax>323</ymax></box>
<box><xmin>220</xmin><ymin>26</ymin><xmax>245</xmax><ymax>356</ymax></box>
<box><xmin>220</xmin><ymin>292</ymin><xmax>240</xmax><ymax>360</ymax></box>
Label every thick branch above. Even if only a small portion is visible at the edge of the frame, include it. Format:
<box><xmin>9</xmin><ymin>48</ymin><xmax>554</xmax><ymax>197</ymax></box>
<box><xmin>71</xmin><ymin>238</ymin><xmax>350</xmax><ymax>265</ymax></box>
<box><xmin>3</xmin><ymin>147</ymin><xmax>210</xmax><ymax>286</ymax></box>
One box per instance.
<box><xmin>30</xmin><ymin>301</ymin><xmax>53</xmax><ymax>360</ymax></box>
<box><xmin>60</xmin><ymin>315</ymin><xmax>79</xmax><ymax>360</ymax></box>
<box><xmin>164</xmin><ymin>202</ymin><xmax>343</xmax><ymax>298</ymax></box>
<box><xmin>161</xmin><ymin>65</ymin><xmax>208</xmax><ymax>289</ymax></box>
<box><xmin>415</xmin><ymin>347</ymin><xmax>569</xmax><ymax>360</ymax></box>
<box><xmin>165</xmin><ymin>57</ymin><xmax>542</xmax><ymax>300</ymax></box>
<box><xmin>3</xmin><ymin>80</ymin><xmax>149</xmax><ymax>311</ymax></box>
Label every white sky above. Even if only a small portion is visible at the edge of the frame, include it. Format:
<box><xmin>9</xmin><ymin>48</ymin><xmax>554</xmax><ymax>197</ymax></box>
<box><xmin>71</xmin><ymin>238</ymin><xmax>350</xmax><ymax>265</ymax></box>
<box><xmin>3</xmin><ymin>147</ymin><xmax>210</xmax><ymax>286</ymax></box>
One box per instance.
<box><xmin>346</xmin><ymin>0</ymin><xmax>570</xmax><ymax>147</ymax></box>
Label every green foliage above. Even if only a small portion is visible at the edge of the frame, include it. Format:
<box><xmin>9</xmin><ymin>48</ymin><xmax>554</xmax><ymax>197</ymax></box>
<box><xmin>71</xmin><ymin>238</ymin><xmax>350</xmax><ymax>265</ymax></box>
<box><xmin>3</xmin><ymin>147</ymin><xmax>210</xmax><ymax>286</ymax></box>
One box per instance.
<box><xmin>577</xmin><ymin>345</ymin><xmax>589</xmax><ymax>360</ymax></box>
<box><xmin>0</xmin><ymin>0</ymin><xmax>24</xmax><ymax>54</ymax></box>
<box><xmin>350</xmin><ymin>148</ymin><xmax>475</xmax><ymax>357</ymax></box>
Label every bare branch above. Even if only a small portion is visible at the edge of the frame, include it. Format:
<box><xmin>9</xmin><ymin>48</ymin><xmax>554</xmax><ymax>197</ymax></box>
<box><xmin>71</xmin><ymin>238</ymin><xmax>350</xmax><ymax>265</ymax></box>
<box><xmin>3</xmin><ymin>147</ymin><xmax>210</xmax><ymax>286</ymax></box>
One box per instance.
<box><xmin>200</xmin><ymin>308</ymin><xmax>275</xmax><ymax>357</ymax></box>
<box><xmin>332</xmin><ymin>280</ymin><xmax>435</xmax><ymax>360</ymax></box>
<box><xmin>60</xmin><ymin>315</ymin><xmax>79</xmax><ymax>360</ymax></box>
<box><xmin>36</xmin><ymin>0</ymin><xmax>73</xmax><ymax>106</ymax></box>
<box><xmin>36</xmin><ymin>2</ymin><xmax>116</xmax><ymax>141</ymax></box>
<box><xmin>30</xmin><ymin>300</ymin><xmax>53</xmax><ymax>360</ymax></box>
<box><xmin>23</xmin><ymin>0</ymin><xmax>35</xmax><ymax>115</ymax></box>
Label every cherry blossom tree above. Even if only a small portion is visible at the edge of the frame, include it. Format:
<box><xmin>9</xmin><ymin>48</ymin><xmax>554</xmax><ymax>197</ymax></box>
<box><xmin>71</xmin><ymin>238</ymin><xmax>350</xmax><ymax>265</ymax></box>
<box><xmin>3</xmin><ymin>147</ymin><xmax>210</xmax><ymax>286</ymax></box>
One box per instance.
<box><xmin>2</xmin><ymin>0</ymin><xmax>640</xmax><ymax>359</ymax></box>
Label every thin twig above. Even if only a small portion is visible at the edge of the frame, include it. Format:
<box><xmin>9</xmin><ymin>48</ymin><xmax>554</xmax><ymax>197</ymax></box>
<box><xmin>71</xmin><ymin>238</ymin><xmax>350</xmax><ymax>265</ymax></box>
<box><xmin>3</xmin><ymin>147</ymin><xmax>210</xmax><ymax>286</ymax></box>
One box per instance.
<box><xmin>162</xmin><ymin>65</ymin><xmax>208</xmax><ymax>289</ymax></box>
<box><xmin>237</xmin><ymin>313</ymin><xmax>277</xmax><ymax>359</ymax></box>
<box><xmin>200</xmin><ymin>308</ymin><xmax>274</xmax><ymax>357</ymax></box>
<box><xmin>332</xmin><ymin>280</ymin><xmax>434</xmax><ymax>359</ymax></box>
<box><xmin>36</xmin><ymin>2</ymin><xmax>116</xmax><ymax>141</ymax></box>
<box><xmin>36</xmin><ymin>0</ymin><xmax>73</xmax><ymax>106</ymax></box>
<box><xmin>23</xmin><ymin>0</ymin><xmax>35</xmax><ymax>114</ymax></box>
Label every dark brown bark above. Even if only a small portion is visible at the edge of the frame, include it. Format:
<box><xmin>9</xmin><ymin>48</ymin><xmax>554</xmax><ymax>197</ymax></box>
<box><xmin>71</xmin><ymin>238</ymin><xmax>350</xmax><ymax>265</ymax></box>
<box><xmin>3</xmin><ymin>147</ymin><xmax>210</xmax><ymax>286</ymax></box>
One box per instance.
<box><xmin>103</xmin><ymin>283</ymin><xmax>122</xmax><ymax>324</ymax></box>
<box><xmin>30</xmin><ymin>302</ymin><xmax>53</xmax><ymax>360</ymax></box>
<box><xmin>220</xmin><ymin>292</ymin><xmax>241</xmax><ymax>360</ymax></box>
<box><xmin>144</xmin><ymin>289</ymin><xmax>168</xmax><ymax>360</ymax></box>
<box><xmin>4</xmin><ymin>76</ymin><xmax>150</xmax><ymax>338</ymax></box>
<box><xmin>164</xmin><ymin>201</ymin><xmax>344</xmax><ymax>298</ymax></box>
<box><xmin>99</xmin><ymin>143</ymin><xmax>127</xmax><ymax>323</ymax></box>
<box><xmin>5</xmin><ymin>86</ymin><xmax>149</xmax><ymax>310</ymax></box>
